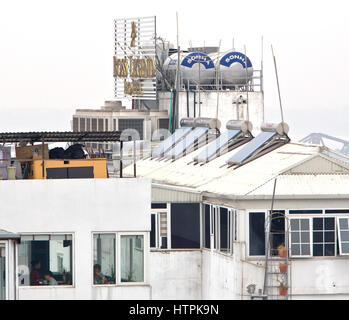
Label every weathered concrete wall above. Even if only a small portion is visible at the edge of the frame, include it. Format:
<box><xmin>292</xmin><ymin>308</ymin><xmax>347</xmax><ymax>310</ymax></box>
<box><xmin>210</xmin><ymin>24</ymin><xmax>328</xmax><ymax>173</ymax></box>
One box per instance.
<box><xmin>158</xmin><ymin>91</ymin><xmax>264</xmax><ymax>134</ymax></box>
<box><xmin>149</xmin><ymin>250</ymin><xmax>202</xmax><ymax>300</ymax></box>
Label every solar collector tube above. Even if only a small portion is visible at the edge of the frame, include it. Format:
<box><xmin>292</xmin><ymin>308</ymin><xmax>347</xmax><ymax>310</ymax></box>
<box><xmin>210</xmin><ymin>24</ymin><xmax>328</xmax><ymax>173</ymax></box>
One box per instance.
<box><xmin>226</xmin><ymin>131</ymin><xmax>277</xmax><ymax>165</ymax></box>
<box><xmin>194</xmin><ymin>129</ymin><xmax>241</xmax><ymax>163</ymax></box>
<box><xmin>152</xmin><ymin>127</ymin><xmax>192</xmax><ymax>158</ymax></box>
<box><xmin>165</xmin><ymin>127</ymin><xmax>209</xmax><ymax>160</ymax></box>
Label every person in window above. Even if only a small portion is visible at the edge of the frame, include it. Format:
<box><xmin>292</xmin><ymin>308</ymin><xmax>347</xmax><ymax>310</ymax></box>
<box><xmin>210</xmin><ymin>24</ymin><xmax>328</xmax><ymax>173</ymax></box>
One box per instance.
<box><xmin>30</xmin><ymin>260</ymin><xmax>42</xmax><ymax>285</ymax></box>
<box><xmin>93</xmin><ymin>264</ymin><xmax>108</xmax><ymax>284</ymax></box>
<box><xmin>44</xmin><ymin>271</ymin><xmax>58</xmax><ymax>285</ymax></box>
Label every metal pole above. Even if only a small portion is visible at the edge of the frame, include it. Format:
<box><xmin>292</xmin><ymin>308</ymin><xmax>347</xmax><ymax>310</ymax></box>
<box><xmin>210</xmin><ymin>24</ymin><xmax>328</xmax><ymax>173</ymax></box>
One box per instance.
<box><xmin>41</xmin><ymin>140</ymin><xmax>45</xmax><ymax>179</ymax></box>
<box><xmin>119</xmin><ymin>141</ymin><xmax>123</xmax><ymax>178</ymax></box>
<box><xmin>175</xmin><ymin>12</ymin><xmax>180</xmax><ymax>129</ymax></box>
<box><xmin>244</xmin><ymin>45</ymin><xmax>250</xmax><ymax>122</ymax></box>
<box><xmin>271</xmin><ymin>45</ymin><xmax>285</xmax><ymax>124</ymax></box>
<box><xmin>133</xmin><ymin>140</ymin><xmax>136</xmax><ymax>178</ymax></box>
<box><xmin>216</xmin><ymin>40</ymin><xmax>222</xmax><ymax>120</ymax></box>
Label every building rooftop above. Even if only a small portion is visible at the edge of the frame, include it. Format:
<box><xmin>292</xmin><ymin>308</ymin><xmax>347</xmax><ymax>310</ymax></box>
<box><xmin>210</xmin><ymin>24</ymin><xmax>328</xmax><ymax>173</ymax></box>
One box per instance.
<box><xmin>125</xmin><ymin>142</ymin><xmax>349</xmax><ymax>199</ymax></box>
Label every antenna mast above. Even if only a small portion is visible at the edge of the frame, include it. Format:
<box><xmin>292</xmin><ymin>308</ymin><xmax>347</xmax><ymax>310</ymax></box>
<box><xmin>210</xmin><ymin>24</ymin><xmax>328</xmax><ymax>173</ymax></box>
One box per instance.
<box><xmin>271</xmin><ymin>45</ymin><xmax>285</xmax><ymax>124</ymax></box>
<box><xmin>244</xmin><ymin>45</ymin><xmax>250</xmax><ymax>122</ymax></box>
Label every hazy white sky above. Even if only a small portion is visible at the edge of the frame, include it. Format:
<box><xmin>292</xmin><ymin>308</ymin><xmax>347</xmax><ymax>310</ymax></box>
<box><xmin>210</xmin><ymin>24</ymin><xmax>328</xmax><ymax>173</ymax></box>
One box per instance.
<box><xmin>0</xmin><ymin>0</ymin><xmax>349</xmax><ymax>143</ymax></box>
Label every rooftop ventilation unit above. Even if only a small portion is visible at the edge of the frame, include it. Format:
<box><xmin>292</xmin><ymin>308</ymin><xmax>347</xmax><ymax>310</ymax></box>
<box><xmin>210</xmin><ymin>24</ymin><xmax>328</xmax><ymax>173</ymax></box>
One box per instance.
<box><xmin>226</xmin><ymin>122</ymin><xmax>290</xmax><ymax>167</ymax></box>
<box><xmin>151</xmin><ymin>118</ymin><xmax>195</xmax><ymax>158</ymax></box>
<box><xmin>164</xmin><ymin>117</ymin><xmax>221</xmax><ymax>161</ymax></box>
<box><xmin>193</xmin><ymin>120</ymin><xmax>253</xmax><ymax>164</ymax></box>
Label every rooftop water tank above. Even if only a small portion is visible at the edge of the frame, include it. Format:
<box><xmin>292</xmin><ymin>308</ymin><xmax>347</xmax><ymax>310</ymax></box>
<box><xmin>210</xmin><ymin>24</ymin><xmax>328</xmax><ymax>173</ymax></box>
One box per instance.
<box><xmin>218</xmin><ymin>51</ymin><xmax>253</xmax><ymax>85</ymax></box>
<box><xmin>163</xmin><ymin>52</ymin><xmax>215</xmax><ymax>86</ymax></box>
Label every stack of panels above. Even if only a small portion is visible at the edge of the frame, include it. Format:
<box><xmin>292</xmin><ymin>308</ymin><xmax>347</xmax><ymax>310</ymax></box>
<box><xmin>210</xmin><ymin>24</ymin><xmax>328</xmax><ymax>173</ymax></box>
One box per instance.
<box><xmin>227</xmin><ymin>131</ymin><xmax>277</xmax><ymax>165</ymax></box>
<box><xmin>152</xmin><ymin>127</ymin><xmax>192</xmax><ymax>158</ymax></box>
<box><xmin>194</xmin><ymin>129</ymin><xmax>241</xmax><ymax>163</ymax></box>
<box><xmin>165</xmin><ymin>127</ymin><xmax>209</xmax><ymax>160</ymax></box>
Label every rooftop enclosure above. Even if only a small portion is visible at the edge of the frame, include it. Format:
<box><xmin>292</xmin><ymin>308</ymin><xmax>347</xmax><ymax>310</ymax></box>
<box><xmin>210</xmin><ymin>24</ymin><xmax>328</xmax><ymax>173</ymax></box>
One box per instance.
<box><xmin>0</xmin><ymin>178</ymin><xmax>151</xmax><ymax>300</ymax></box>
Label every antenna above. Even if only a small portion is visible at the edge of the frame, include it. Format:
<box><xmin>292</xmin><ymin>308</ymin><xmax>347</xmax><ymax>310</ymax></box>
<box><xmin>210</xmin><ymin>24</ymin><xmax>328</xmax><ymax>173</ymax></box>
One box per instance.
<box><xmin>216</xmin><ymin>39</ymin><xmax>222</xmax><ymax>120</ymax></box>
<box><xmin>244</xmin><ymin>45</ymin><xmax>250</xmax><ymax>122</ymax></box>
<box><xmin>271</xmin><ymin>45</ymin><xmax>285</xmax><ymax>124</ymax></box>
<box><xmin>175</xmin><ymin>12</ymin><xmax>180</xmax><ymax>129</ymax></box>
<box><xmin>261</xmin><ymin>36</ymin><xmax>265</xmax><ymax>123</ymax></box>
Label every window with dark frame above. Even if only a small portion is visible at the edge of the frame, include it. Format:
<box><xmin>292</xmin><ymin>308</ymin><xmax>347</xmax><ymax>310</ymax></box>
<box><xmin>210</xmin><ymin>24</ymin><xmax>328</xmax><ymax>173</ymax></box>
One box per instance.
<box><xmin>313</xmin><ymin>217</ymin><xmax>335</xmax><ymax>256</ymax></box>
<box><xmin>204</xmin><ymin>204</ymin><xmax>210</xmax><ymax>249</ymax></box>
<box><xmin>220</xmin><ymin>207</ymin><xmax>229</xmax><ymax>252</ymax></box>
<box><xmin>249</xmin><ymin>212</ymin><xmax>265</xmax><ymax>256</ymax></box>
<box><xmin>171</xmin><ymin>203</ymin><xmax>200</xmax><ymax>249</ymax></box>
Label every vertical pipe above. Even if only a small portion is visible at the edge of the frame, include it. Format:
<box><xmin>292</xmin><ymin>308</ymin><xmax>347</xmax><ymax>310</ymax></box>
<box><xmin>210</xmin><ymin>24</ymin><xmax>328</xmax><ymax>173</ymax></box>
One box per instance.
<box><xmin>119</xmin><ymin>140</ymin><xmax>123</xmax><ymax>178</ymax></box>
<box><xmin>168</xmin><ymin>89</ymin><xmax>173</xmax><ymax>134</ymax></box>
<box><xmin>244</xmin><ymin>45</ymin><xmax>250</xmax><ymax>122</ymax></box>
<box><xmin>186</xmin><ymin>87</ymin><xmax>189</xmax><ymax>117</ymax></box>
<box><xmin>133</xmin><ymin>140</ymin><xmax>136</xmax><ymax>178</ymax></box>
<box><xmin>41</xmin><ymin>140</ymin><xmax>45</xmax><ymax>179</ymax></box>
<box><xmin>193</xmin><ymin>90</ymin><xmax>196</xmax><ymax>118</ymax></box>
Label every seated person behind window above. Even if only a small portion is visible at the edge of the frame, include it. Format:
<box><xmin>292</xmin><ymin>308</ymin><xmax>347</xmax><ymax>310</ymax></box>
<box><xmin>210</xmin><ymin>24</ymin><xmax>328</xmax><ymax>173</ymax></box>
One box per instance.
<box><xmin>63</xmin><ymin>272</ymin><xmax>72</xmax><ymax>285</ymax></box>
<box><xmin>44</xmin><ymin>271</ymin><xmax>58</xmax><ymax>285</ymax></box>
<box><xmin>93</xmin><ymin>264</ymin><xmax>108</xmax><ymax>284</ymax></box>
<box><xmin>30</xmin><ymin>260</ymin><xmax>42</xmax><ymax>285</ymax></box>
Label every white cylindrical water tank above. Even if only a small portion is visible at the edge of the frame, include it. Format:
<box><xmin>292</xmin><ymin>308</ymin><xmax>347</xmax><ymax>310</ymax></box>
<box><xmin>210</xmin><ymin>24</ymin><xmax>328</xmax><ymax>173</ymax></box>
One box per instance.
<box><xmin>163</xmin><ymin>52</ymin><xmax>216</xmax><ymax>85</ymax></box>
<box><xmin>217</xmin><ymin>51</ymin><xmax>253</xmax><ymax>85</ymax></box>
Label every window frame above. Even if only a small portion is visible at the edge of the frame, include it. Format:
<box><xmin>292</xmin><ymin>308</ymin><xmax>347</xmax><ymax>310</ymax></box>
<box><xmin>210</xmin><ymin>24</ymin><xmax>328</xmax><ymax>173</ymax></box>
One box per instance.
<box><xmin>0</xmin><ymin>241</ymin><xmax>9</xmax><ymax>300</ymax></box>
<box><xmin>289</xmin><ymin>217</ymin><xmax>313</xmax><ymax>258</ymax></box>
<box><xmin>117</xmin><ymin>232</ymin><xmax>148</xmax><ymax>285</ymax></box>
<box><xmin>337</xmin><ymin>217</ymin><xmax>349</xmax><ymax>256</ymax></box>
<box><xmin>18</xmin><ymin>232</ymin><xmax>75</xmax><ymax>288</ymax></box>
<box><xmin>92</xmin><ymin>231</ymin><xmax>148</xmax><ymax>287</ymax></box>
<box><xmin>247</xmin><ymin>210</ymin><xmax>267</xmax><ymax>258</ymax></box>
<box><xmin>202</xmin><ymin>203</ymin><xmax>236</xmax><ymax>255</ymax></box>
<box><xmin>91</xmin><ymin>232</ymin><xmax>117</xmax><ymax>286</ymax></box>
<box><xmin>150</xmin><ymin>203</ymin><xmax>170</xmax><ymax>250</ymax></box>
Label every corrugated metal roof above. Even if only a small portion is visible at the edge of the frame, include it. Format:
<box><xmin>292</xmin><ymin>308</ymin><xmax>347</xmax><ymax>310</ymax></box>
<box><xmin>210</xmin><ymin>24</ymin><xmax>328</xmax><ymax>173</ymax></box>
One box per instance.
<box><xmin>127</xmin><ymin>141</ymin><xmax>349</xmax><ymax>199</ymax></box>
<box><xmin>245</xmin><ymin>174</ymin><xmax>349</xmax><ymax>198</ymax></box>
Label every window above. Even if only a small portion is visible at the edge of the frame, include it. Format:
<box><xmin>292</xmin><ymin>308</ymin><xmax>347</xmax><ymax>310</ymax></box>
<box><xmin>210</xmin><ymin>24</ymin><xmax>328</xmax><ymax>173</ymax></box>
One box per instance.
<box><xmin>159</xmin><ymin>118</ymin><xmax>169</xmax><ymax>130</ymax></box>
<box><xmin>204</xmin><ymin>204</ymin><xmax>210</xmax><ymax>249</ymax></box>
<box><xmin>337</xmin><ymin>218</ymin><xmax>349</xmax><ymax>255</ymax></box>
<box><xmin>326</xmin><ymin>209</ymin><xmax>349</xmax><ymax>214</ymax></box>
<box><xmin>98</xmin><ymin>118</ymin><xmax>104</xmax><ymax>131</ymax></box>
<box><xmin>151</xmin><ymin>203</ymin><xmax>167</xmax><ymax>209</ymax></box>
<box><xmin>313</xmin><ymin>217</ymin><xmax>335</xmax><ymax>256</ymax></box>
<box><xmin>203</xmin><ymin>204</ymin><xmax>236</xmax><ymax>253</ymax></box>
<box><xmin>79</xmin><ymin>118</ymin><xmax>86</xmax><ymax>132</ymax></box>
<box><xmin>290</xmin><ymin>218</ymin><xmax>311</xmax><ymax>257</ymax></box>
<box><xmin>91</xmin><ymin>118</ymin><xmax>97</xmax><ymax>132</ymax></box>
<box><xmin>0</xmin><ymin>244</ymin><xmax>6</xmax><ymax>300</ymax></box>
<box><xmin>119</xmin><ymin>119</ymin><xmax>144</xmax><ymax>140</ymax></box>
<box><xmin>120</xmin><ymin>235</ymin><xmax>144</xmax><ymax>282</ymax></box>
<box><xmin>171</xmin><ymin>203</ymin><xmax>200</xmax><ymax>249</ymax></box>
<box><xmin>150</xmin><ymin>203</ymin><xmax>168</xmax><ymax>249</ymax></box>
<box><xmin>249</xmin><ymin>212</ymin><xmax>265</xmax><ymax>256</ymax></box>
<box><xmin>93</xmin><ymin>234</ymin><xmax>116</xmax><ymax>285</ymax></box>
<box><xmin>269</xmin><ymin>211</ymin><xmax>285</xmax><ymax>256</ymax></box>
<box><xmin>72</xmin><ymin>117</ymin><xmax>78</xmax><ymax>131</ymax></box>
<box><xmin>289</xmin><ymin>210</ymin><xmax>323</xmax><ymax>214</ymax></box>
<box><xmin>18</xmin><ymin>234</ymin><xmax>73</xmax><ymax>286</ymax></box>
<box><xmin>86</xmin><ymin>118</ymin><xmax>91</xmax><ymax>131</ymax></box>
<box><xmin>219</xmin><ymin>207</ymin><xmax>229</xmax><ymax>252</ymax></box>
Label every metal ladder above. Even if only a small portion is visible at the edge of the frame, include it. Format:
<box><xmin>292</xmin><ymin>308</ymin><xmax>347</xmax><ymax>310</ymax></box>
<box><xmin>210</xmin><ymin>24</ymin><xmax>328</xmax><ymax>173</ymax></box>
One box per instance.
<box><xmin>263</xmin><ymin>210</ymin><xmax>291</xmax><ymax>300</ymax></box>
